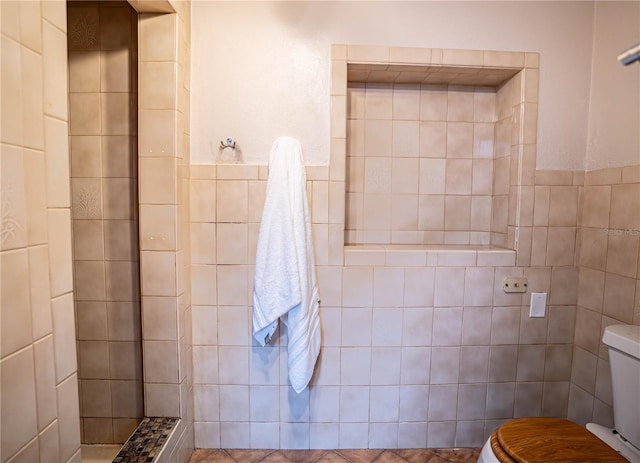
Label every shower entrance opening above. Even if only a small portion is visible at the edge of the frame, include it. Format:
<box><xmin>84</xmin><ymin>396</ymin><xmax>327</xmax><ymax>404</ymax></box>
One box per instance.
<box><xmin>67</xmin><ymin>0</ymin><xmax>143</xmax><ymax>449</ymax></box>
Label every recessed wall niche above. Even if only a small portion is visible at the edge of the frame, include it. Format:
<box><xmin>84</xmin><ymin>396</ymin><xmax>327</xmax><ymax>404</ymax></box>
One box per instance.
<box><xmin>330</xmin><ymin>46</ymin><xmax>539</xmax><ymax>253</ymax></box>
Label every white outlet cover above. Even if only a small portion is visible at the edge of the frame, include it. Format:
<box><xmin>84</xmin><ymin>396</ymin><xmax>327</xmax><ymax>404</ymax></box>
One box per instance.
<box><xmin>530</xmin><ymin>292</ymin><xmax>547</xmax><ymax>317</ymax></box>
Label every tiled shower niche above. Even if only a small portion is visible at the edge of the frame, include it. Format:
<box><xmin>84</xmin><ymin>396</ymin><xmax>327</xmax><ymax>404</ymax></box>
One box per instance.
<box><xmin>337</xmin><ymin>49</ymin><xmax>539</xmax><ymax>251</ymax></box>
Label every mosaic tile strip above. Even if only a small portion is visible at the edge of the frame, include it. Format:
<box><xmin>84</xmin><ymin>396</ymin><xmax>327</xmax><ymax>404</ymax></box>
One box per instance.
<box><xmin>113</xmin><ymin>417</ymin><xmax>178</xmax><ymax>463</ymax></box>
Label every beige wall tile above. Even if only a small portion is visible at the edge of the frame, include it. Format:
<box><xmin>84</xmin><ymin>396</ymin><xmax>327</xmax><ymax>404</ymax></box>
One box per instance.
<box><xmin>420</xmin><ymin>85</ymin><xmax>447</xmax><ymax>121</ymax></box>
<box><xmin>582</xmin><ymin>186</ymin><xmax>611</xmax><ymax>228</ymax></box>
<box><xmin>445</xmin><ymin>159</ymin><xmax>472</xmax><ymax>195</ymax></box>
<box><xmin>71</xmin><ymin>136</ymin><xmax>102</xmax><ymax>178</ymax></box>
<box><xmin>57</xmin><ymin>374</ymin><xmax>81</xmax><ymax>461</ymax></box>
<box><xmin>138</xmin><ymin>14</ymin><xmax>178</xmax><ymax>61</ymax></box>
<box><xmin>192</xmin><ymin>264</ymin><xmax>217</xmax><ymax>306</ymax></box>
<box><xmin>447</xmin><ymin>89</ymin><xmax>474</xmax><ymax>122</ymax></box>
<box><xmin>105</xmin><ymin>261</ymin><xmax>139</xmax><ymax>303</ymax></box>
<box><xmin>331</xmin><ymin>95</ymin><xmax>347</xmax><ymax>139</ymax></box>
<box><xmin>101</xmin><ymin>49</ymin><xmax>131</xmax><ymax>93</ymax></box>
<box><xmin>585</xmin><ymin>168</ymin><xmax>622</xmax><ymax>186</ymax></box>
<box><xmin>140</xmin><ymin>251</ymin><xmax>177</xmax><ymax>297</ymax></box>
<box><xmin>108</xmin><ymin>302</ymin><xmax>141</xmax><ymax>343</ymax></box>
<box><xmin>140</xmin><ymin>204</ymin><xmax>177</xmax><ymax>251</ymax></box>
<box><xmin>365</xmin><ymin>84</ymin><xmax>393</xmax><ymax>119</ymax></box>
<box><xmin>190</xmin><ymin>179</ymin><xmax>216</xmax><ymax>223</ymax></box>
<box><xmin>74</xmin><ymin>261</ymin><xmax>106</xmax><ymax>301</ymax></box>
<box><xmin>52</xmin><ymin>293</ymin><xmax>78</xmax><ymax>383</ymax></box>
<box><xmin>610</xmin><ymin>184</ymin><xmax>640</xmax><ymax>230</ymax></box>
<box><xmin>21</xmin><ymin>48</ymin><xmax>44</xmax><ymax>150</ymax></box>
<box><xmin>393</xmin><ymin>121</ymin><xmax>419</xmax><ymax>157</ymax></box>
<box><xmin>217</xmin><ymin>181</ymin><xmax>248</xmax><ymax>223</ymax></box>
<box><xmin>76</xmin><ymin>302</ymin><xmax>108</xmax><ymax>341</ymax></box>
<box><xmin>42</xmin><ymin>21</ymin><xmax>68</xmax><ymax>119</ymax></box>
<box><xmin>347</xmin><ymin>45</ymin><xmax>389</xmax><ymax>63</ymax></box>
<box><xmin>102</xmin><ymin>136</ymin><xmax>135</xmax><ymax>179</ymax></box>
<box><xmin>100</xmin><ymin>93</ymin><xmax>132</xmax><ymax>136</ymax></box>
<box><xmin>602</xmin><ymin>273</ymin><xmax>635</xmax><ymax>323</ymax></box>
<box><xmin>140</xmin><ymin>157</ymin><xmax>177</xmax><ymax>205</ymax></box>
<box><xmin>463</xmin><ymin>267</ymin><xmax>494</xmax><ymax>306</ymax></box>
<box><xmin>393</xmin><ymin>84</ymin><xmax>420</xmax><ymax>119</ymax></box>
<box><xmin>548</xmin><ymin>187</ymin><xmax>578</xmax><ymax>226</ymax></box>
<box><xmin>444</xmin><ymin>196</ymin><xmax>471</xmax><ymax>231</ymax></box>
<box><xmin>1</xmin><ymin>145</ymin><xmax>28</xmax><ymax>250</ymax></box>
<box><xmin>546</xmin><ymin>227</ymin><xmax>576</xmax><ymax>266</ymax></box>
<box><xmin>549</xmin><ymin>267</ymin><xmax>578</xmax><ymax>306</ymax></box>
<box><xmin>1</xmin><ymin>36</ymin><xmax>24</xmax><ymax>146</ymax></box>
<box><xmin>139</xmin><ymin>109</ymin><xmax>176</xmax><ymax>156</ymax></box>
<box><xmin>577</xmin><ymin>267</ymin><xmax>605</xmax><ymax>312</ymax></box>
<box><xmin>29</xmin><ymin>246</ymin><xmax>53</xmax><ymax>340</ymax></box>
<box><xmin>33</xmin><ymin>337</ymin><xmax>57</xmax><ymax>432</ymax></box>
<box><xmin>111</xmin><ymin>382</ymin><xmax>143</xmax><ymax>419</ymax></box>
<box><xmin>23</xmin><ymin>151</ymin><xmax>48</xmax><ymax>246</ymax></box>
<box><xmin>68</xmin><ymin>52</ymin><xmax>100</xmax><ymax>93</ymax></box>
<box><xmin>579</xmin><ymin>227</ymin><xmax>608</xmax><ymax>271</ymax></box>
<box><xmin>104</xmin><ymin>220</ymin><xmax>138</xmax><ymax>261</ymax></box>
<box><xmin>146</xmin><ymin>382</ymin><xmax>180</xmax><ymax>417</ymax></box>
<box><xmin>144</xmin><ymin>340</ymin><xmax>179</xmax><ymax>383</ymax></box>
<box><xmin>47</xmin><ymin>209</ymin><xmax>74</xmax><ymax>297</ymax></box>
<box><xmin>69</xmin><ymin>93</ymin><xmax>101</xmax><ymax>136</ymax></box>
<box><xmin>99</xmin><ymin>6</ymin><xmax>132</xmax><ymax>50</ymax></box>
<box><xmin>1</xmin><ymin>345</ymin><xmax>38</xmax><ymax>460</ymax></box>
<box><xmin>44</xmin><ymin>117</ymin><xmax>71</xmax><ymax>208</ymax></box>
<box><xmin>142</xmin><ymin>296</ymin><xmax>178</xmax><ymax>341</ymax></box>
<box><xmin>73</xmin><ymin>220</ymin><xmax>104</xmax><ymax>260</ymax></box>
<box><xmin>80</xmin><ymin>379</ymin><xmax>111</xmax><ymax>418</ymax></box>
<box><xmin>72</xmin><ymin>178</ymin><xmax>102</xmax><ymax>220</ymax></box>
<box><xmin>606</xmin><ymin>234</ymin><xmax>639</xmax><ymax>278</ymax></box>
<box><xmin>140</xmin><ymin>61</ymin><xmax>177</xmax><ymax>110</ymax></box>
<box><xmin>109</xmin><ymin>341</ymin><xmax>142</xmax><ymax>381</ymax></box>
<box><xmin>446</xmin><ymin>123</ymin><xmax>473</xmax><ymax>158</ymax></box>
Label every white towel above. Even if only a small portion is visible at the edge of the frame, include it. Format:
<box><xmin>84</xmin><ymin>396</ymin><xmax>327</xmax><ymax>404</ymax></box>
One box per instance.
<box><xmin>252</xmin><ymin>136</ymin><xmax>321</xmax><ymax>393</ymax></box>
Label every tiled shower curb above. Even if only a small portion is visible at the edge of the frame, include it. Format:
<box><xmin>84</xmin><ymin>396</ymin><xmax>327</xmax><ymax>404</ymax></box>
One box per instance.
<box><xmin>113</xmin><ymin>417</ymin><xmax>179</xmax><ymax>462</ymax></box>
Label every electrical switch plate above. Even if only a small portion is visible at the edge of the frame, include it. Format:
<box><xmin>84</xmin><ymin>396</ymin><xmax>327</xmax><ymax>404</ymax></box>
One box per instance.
<box><xmin>530</xmin><ymin>292</ymin><xmax>547</xmax><ymax>318</ymax></box>
<box><xmin>503</xmin><ymin>276</ymin><xmax>528</xmax><ymax>293</ymax></box>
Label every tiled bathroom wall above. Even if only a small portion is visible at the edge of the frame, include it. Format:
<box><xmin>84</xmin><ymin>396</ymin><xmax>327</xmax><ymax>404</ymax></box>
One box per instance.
<box><xmin>1</xmin><ymin>1</ymin><xmax>81</xmax><ymax>461</ymax></box>
<box><xmin>568</xmin><ymin>165</ymin><xmax>640</xmax><ymax>427</ymax></box>
<box><xmin>189</xmin><ymin>45</ymin><xmax>587</xmax><ymax>450</ymax></box>
<box><xmin>67</xmin><ymin>2</ymin><xmax>143</xmax><ymax>444</ymax></box>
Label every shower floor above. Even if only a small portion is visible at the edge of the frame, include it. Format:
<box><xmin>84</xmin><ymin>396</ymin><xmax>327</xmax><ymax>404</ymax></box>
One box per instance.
<box><xmin>189</xmin><ymin>449</ymin><xmax>481</xmax><ymax>463</ymax></box>
<box><xmin>81</xmin><ymin>444</ymin><xmax>121</xmax><ymax>463</ymax></box>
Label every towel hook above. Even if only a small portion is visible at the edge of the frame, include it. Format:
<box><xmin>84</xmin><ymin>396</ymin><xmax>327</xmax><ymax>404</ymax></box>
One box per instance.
<box><xmin>220</xmin><ymin>137</ymin><xmax>236</xmax><ymax>150</ymax></box>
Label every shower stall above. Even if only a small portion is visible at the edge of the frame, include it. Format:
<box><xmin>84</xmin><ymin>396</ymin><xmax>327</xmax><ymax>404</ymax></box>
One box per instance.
<box><xmin>67</xmin><ymin>1</ymin><xmax>143</xmax><ymax>446</ymax></box>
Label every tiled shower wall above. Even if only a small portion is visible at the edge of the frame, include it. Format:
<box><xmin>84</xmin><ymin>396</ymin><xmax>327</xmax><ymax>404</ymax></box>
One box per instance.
<box><xmin>345</xmin><ymin>84</ymin><xmax>500</xmax><ymax>246</ymax></box>
<box><xmin>568</xmin><ymin>165</ymin><xmax>640</xmax><ymax>427</ymax></box>
<box><xmin>1</xmin><ymin>1</ymin><xmax>81</xmax><ymax>461</ymax></box>
<box><xmin>67</xmin><ymin>2</ymin><xmax>143</xmax><ymax>444</ymax></box>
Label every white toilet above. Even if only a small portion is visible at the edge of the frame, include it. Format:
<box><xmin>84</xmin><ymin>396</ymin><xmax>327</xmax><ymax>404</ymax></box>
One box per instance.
<box><xmin>478</xmin><ymin>324</ymin><xmax>640</xmax><ymax>463</ymax></box>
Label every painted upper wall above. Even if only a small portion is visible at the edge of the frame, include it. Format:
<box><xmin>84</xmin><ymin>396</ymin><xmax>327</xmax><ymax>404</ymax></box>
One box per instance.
<box><xmin>586</xmin><ymin>1</ymin><xmax>640</xmax><ymax>171</ymax></box>
<box><xmin>192</xmin><ymin>1</ymin><xmax>602</xmax><ymax>168</ymax></box>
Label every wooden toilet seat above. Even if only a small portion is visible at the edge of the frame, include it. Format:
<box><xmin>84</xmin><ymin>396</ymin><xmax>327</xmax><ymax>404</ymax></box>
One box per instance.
<box><xmin>490</xmin><ymin>418</ymin><xmax>628</xmax><ymax>462</ymax></box>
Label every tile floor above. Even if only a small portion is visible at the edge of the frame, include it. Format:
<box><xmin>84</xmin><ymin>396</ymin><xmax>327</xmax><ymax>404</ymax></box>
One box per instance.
<box><xmin>189</xmin><ymin>449</ymin><xmax>481</xmax><ymax>463</ymax></box>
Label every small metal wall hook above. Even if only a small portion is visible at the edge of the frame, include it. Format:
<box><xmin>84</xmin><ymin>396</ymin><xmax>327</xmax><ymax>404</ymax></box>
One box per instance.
<box><xmin>220</xmin><ymin>137</ymin><xmax>236</xmax><ymax>150</ymax></box>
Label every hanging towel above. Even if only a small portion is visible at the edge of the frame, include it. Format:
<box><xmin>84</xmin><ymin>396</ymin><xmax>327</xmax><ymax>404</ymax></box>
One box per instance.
<box><xmin>252</xmin><ymin>136</ymin><xmax>321</xmax><ymax>393</ymax></box>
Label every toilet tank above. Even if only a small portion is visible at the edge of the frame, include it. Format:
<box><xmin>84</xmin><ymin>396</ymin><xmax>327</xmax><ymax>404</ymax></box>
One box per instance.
<box><xmin>602</xmin><ymin>324</ymin><xmax>640</xmax><ymax>450</ymax></box>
